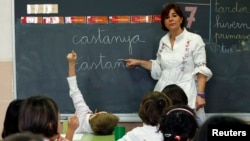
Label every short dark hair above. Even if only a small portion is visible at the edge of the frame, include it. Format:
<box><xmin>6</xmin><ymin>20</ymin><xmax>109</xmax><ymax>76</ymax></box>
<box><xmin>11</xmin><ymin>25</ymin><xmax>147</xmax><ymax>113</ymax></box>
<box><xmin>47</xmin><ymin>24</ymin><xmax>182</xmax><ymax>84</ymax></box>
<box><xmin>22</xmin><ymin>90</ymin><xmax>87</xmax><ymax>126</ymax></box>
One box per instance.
<box><xmin>161</xmin><ymin>3</ymin><xmax>186</xmax><ymax>31</ymax></box>
<box><xmin>90</xmin><ymin>113</ymin><xmax>119</xmax><ymax>135</ymax></box>
<box><xmin>159</xmin><ymin>105</ymin><xmax>198</xmax><ymax>141</ymax></box>
<box><xmin>162</xmin><ymin>84</ymin><xmax>188</xmax><ymax>105</ymax></box>
<box><xmin>18</xmin><ymin>95</ymin><xmax>59</xmax><ymax>139</ymax></box>
<box><xmin>2</xmin><ymin>99</ymin><xmax>24</xmax><ymax>139</ymax></box>
<box><xmin>138</xmin><ymin>91</ymin><xmax>172</xmax><ymax>126</ymax></box>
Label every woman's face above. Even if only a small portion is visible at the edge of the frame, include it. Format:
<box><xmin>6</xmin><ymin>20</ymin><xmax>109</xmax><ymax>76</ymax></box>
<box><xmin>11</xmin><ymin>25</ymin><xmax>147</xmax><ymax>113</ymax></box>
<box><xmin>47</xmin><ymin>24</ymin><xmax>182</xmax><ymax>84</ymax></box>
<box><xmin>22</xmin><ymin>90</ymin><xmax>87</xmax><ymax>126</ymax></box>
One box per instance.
<box><xmin>164</xmin><ymin>9</ymin><xmax>183</xmax><ymax>32</ymax></box>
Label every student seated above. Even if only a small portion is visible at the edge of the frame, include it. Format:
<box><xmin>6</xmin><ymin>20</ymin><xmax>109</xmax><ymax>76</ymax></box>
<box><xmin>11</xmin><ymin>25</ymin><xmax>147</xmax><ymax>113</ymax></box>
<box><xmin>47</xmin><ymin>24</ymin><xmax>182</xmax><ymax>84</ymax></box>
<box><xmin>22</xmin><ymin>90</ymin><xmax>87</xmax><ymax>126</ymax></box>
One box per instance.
<box><xmin>162</xmin><ymin>84</ymin><xmax>203</xmax><ymax>126</ymax></box>
<box><xmin>159</xmin><ymin>105</ymin><xmax>198</xmax><ymax>141</ymax></box>
<box><xmin>161</xmin><ymin>84</ymin><xmax>188</xmax><ymax>105</ymax></box>
<box><xmin>1</xmin><ymin>99</ymin><xmax>24</xmax><ymax>139</ymax></box>
<box><xmin>118</xmin><ymin>91</ymin><xmax>172</xmax><ymax>141</ymax></box>
<box><xmin>193</xmin><ymin>115</ymin><xmax>249</xmax><ymax>141</ymax></box>
<box><xmin>18</xmin><ymin>95</ymin><xmax>79</xmax><ymax>141</ymax></box>
<box><xmin>66</xmin><ymin>50</ymin><xmax>119</xmax><ymax>135</ymax></box>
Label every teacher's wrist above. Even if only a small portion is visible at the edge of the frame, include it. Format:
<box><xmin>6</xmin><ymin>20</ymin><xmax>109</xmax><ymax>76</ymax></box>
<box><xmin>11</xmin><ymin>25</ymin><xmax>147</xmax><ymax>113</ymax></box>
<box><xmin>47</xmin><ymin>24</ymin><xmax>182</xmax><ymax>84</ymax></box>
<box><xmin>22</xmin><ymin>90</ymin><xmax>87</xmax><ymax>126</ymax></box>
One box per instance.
<box><xmin>138</xmin><ymin>60</ymin><xmax>142</xmax><ymax>66</ymax></box>
<box><xmin>197</xmin><ymin>93</ymin><xmax>205</xmax><ymax>99</ymax></box>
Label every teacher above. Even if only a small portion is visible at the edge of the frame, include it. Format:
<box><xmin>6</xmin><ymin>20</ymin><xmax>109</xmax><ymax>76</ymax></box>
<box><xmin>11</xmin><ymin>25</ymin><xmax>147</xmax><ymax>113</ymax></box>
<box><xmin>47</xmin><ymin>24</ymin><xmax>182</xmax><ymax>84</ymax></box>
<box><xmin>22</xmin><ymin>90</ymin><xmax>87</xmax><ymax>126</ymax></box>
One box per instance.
<box><xmin>124</xmin><ymin>3</ymin><xmax>212</xmax><ymax>124</ymax></box>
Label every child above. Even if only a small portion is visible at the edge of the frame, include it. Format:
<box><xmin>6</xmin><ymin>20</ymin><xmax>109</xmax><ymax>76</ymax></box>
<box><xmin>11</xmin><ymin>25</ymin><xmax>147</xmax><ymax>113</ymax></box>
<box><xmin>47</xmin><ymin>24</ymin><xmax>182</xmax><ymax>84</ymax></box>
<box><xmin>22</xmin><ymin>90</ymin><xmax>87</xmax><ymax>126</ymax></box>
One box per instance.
<box><xmin>162</xmin><ymin>84</ymin><xmax>203</xmax><ymax>126</ymax></box>
<box><xmin>2</xmin><ymin>99</ymin><xmax>24</xmax><ymax>139</ymax></box>
<box><xmin>66</xmin><ymin>50</ymin><xmax>119</xmax><ymax>135</ymax></box>
<box><xmin>118</xmin><ymin>91</ymin><xmax>172</xmax><ymax>141</ymax></box>
<box><xmin>18</xmin><ymin>95</ymin><xmax>79</xmax><ymax>141</ymax></box>
<box><xmin>193</xmin><ymin>115</ymin><xmax>249</xmax><ymax>141</ymax></box>
<box><xmin>162</xmin><ymin>84</ymin><xmax>188</xmax><ymax>105</ymax></box>
<box><xmin>159</xmin><ymin>105</ymin><xmax>198</xmax><ymax>141</ymax></box>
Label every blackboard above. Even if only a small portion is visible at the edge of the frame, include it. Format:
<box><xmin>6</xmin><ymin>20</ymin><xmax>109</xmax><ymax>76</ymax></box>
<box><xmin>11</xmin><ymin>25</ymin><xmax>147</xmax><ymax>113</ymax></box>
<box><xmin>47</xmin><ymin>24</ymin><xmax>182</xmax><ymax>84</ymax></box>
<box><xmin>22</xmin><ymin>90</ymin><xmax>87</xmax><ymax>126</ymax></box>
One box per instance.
<box><xmin>14</xmin><ymin>0</ymin><xmax>250</xmax><ymax>116</ymax></box>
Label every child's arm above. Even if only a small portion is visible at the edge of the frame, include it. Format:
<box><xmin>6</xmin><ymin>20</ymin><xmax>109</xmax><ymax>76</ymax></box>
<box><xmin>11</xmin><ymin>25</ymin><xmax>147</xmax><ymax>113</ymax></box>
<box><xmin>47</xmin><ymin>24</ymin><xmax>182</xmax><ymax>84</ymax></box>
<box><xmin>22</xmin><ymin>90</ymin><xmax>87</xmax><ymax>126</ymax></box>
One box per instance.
<box><xmin>66</xmin><ymin>50</ymin><xmax>93</xmax><ymax>133</ymax></box>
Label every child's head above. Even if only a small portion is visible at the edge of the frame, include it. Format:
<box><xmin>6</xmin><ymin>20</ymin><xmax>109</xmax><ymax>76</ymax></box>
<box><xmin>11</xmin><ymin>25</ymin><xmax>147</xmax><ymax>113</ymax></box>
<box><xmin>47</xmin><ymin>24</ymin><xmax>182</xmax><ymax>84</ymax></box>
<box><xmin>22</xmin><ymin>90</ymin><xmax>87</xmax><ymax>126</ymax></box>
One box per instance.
<box><xmin>89</xmin><ymin>112</ymin><xmax>119</xmax><ymax>135</ymax></box>
<box><xmin>2</xmin><ymin>99</ymin><xmax>24</xmax><ymax>139</ymax></box>
<box><xmin>139</xmin><ymin>91</ymin><xmax>172</xmax><ymax>126</ymax></box>
<box><xmin>18</xmin><ymin>95</ymin><xmax>60</xmax><ymax>140</ymax></box>
<box><xmin>159</xmin><ymin>105</ymin><xmax>198</xmax><ymax>141</ymax></box>
<box><xmin>162</xmin><ymin>84</ymin><xmax>188</xmax><ymax>105</ymax></box>
<box><xmin>193</xmin><ymin>115</ymin><xmax>248</xmax><ymax>141</ymax></box>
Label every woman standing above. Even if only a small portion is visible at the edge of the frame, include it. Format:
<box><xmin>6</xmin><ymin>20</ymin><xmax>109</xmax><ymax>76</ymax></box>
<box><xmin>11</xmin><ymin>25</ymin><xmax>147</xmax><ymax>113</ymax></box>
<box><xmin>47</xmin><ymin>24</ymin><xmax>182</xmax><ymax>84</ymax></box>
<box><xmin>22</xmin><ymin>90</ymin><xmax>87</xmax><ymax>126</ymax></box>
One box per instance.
<box><xmin>124</xmin><ymin>3</ymin><xmax>212</xmax><ymax>124</ymax></box>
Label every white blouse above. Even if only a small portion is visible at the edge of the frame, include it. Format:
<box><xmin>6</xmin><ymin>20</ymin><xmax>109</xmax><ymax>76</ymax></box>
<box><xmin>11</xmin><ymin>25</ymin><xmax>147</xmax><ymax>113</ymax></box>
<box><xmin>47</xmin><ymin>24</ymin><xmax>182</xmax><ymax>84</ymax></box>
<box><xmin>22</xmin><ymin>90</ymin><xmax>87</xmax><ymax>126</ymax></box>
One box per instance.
<box><xmin>151</xmin><ymin>28</ymin><xmax>212</xmax><ymax>108</ymax></box>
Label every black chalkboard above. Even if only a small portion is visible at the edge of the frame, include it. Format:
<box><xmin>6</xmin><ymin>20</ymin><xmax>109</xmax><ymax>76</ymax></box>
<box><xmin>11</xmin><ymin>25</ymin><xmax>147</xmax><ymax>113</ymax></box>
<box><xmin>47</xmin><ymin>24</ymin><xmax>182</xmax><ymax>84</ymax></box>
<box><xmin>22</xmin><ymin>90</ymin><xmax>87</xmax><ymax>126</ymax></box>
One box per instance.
<box><xmin>14</xmin><ymin>0</ymin><xmax>250</xmax><ymax>115</ymax></box>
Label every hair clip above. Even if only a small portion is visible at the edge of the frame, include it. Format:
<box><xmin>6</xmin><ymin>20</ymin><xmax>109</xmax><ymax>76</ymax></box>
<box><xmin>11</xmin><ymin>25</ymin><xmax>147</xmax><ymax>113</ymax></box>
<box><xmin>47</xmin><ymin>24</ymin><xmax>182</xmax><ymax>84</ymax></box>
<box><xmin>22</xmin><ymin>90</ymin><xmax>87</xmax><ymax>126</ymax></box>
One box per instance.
<box><xmin>166</xmin><ymin>108</ymin><xmax>194</xmax><ymax>116</ymax></box>
<box><xmin>164</xmin><ymin>133</ymin><xmax>172</xmax><ymax>138</ymax></box>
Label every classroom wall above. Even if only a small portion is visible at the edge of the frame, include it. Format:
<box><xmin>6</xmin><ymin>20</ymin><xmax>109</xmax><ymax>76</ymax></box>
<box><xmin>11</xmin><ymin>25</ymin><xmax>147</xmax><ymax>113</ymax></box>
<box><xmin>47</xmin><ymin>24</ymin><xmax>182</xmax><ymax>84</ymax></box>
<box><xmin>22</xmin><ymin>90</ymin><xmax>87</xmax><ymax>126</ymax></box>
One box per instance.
<box><xmin>0</xmin><ymin>0</ymin><xmax>15</xmax><ymax>138</ymax></box>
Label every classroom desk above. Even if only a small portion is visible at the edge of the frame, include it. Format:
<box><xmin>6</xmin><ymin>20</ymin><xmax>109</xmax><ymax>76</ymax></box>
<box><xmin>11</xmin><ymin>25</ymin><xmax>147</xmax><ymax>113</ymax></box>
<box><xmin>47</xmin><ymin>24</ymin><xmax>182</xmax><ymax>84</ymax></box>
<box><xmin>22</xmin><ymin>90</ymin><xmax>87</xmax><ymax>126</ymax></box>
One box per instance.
<box><xmin>80</xmin><ymin>133</ymin><xmax>114</xmax><ymax>141</ymax></box>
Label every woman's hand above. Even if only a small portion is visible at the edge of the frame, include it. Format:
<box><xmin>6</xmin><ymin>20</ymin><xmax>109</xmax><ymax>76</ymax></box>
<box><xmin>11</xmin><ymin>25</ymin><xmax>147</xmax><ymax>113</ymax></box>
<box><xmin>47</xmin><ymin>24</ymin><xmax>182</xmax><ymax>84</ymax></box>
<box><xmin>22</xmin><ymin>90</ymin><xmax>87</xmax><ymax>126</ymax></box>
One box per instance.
<box><xmin>124</xmin><ymin>58</ymin><xmax>141</xmax><ymax>68</ymax></box>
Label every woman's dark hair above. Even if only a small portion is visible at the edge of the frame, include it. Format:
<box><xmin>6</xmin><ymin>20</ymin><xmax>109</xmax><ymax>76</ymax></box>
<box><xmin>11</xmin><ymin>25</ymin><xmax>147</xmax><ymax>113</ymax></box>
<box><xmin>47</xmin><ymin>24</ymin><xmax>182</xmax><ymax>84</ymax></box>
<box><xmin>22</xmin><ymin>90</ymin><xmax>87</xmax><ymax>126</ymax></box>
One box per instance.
<box><xmin>162</xmin><ymin>84</ymin><xmax>188</xmax><ymax>105</ymax></box>
<box><xmin>159</xmin><ymin>105</ymin><xmax>198</xmax><ymax>141</ymax></box>
<box><xmin>161</xmin><ymin>3</ymin><xmax>186</xmax><ymax>31</ymax></box>
<box><xmin>138</xmin><ymin>91</ymin><xmax>172</xmax><ymax>126</ymax></box>
<box><xmin>18</xmin><ymin>95</ymin><xmax>59</xmax><ymax>139</ymax></box>
<box><xmin>2</xmin><ymin>99</ymin><xmax>24</xmax><ymax>138</ymax></box>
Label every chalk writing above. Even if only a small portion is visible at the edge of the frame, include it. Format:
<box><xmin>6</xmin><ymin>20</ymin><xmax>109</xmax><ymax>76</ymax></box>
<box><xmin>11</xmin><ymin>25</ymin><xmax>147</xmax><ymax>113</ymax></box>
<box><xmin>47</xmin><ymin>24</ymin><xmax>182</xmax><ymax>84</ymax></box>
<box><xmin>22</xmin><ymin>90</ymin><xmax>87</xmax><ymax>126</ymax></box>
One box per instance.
<box><xmin>72</xmin><ymin>28</ymin><xmax>146</xmax><ymax>55</ymax></box>
<box><xmin>214</xmin><ymin>0</ymin><xmax>250</xmax><ymax>14</ymax></box>
<box><xmin>214</xmin><ymin>15</ymin><xmax>250</xmax><ymax>29</ymax></box>
<box><xmin>218</xmin><ymin>43</ymin><xmax>233</xmax><ymax>53</ymax></box>
<box><xmin>76</xmin><ymin>53</ymin><xmax>126</xmax><ymax>71</ymax></box>
<box><xmin>208</xmin><ymin>42</ymin><xmax>234</xmax><ymax>54</ymax></box>
<box><xmin>211</xmin><ymin>0</ymin><xmax>250</xmax><ymax>53</ymax></box>
<box><xmin>214</xmin><ymin>32</ymin><xmax>250</xmax><ymax>43</ymax></box>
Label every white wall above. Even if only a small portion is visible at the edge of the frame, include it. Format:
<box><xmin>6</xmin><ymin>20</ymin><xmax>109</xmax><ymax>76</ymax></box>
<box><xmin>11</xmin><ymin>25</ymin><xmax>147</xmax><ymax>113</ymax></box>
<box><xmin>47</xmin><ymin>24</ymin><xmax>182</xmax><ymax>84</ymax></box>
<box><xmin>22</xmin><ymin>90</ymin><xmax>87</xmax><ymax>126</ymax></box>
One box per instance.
<box><xmin>0</xmin><ymin>0</ymin><xmax>13</xmax><ymax>61</ymax></box>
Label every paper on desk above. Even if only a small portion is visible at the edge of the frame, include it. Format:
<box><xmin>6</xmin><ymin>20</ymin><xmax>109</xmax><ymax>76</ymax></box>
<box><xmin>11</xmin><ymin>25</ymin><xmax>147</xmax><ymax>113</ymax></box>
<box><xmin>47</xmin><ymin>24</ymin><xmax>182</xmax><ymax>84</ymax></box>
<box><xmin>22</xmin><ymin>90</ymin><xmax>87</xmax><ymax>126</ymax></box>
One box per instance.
<box><xmin>61</xmin><ymin>133</ymin><xmax>83</xmax><ymax>141</ymax></box>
